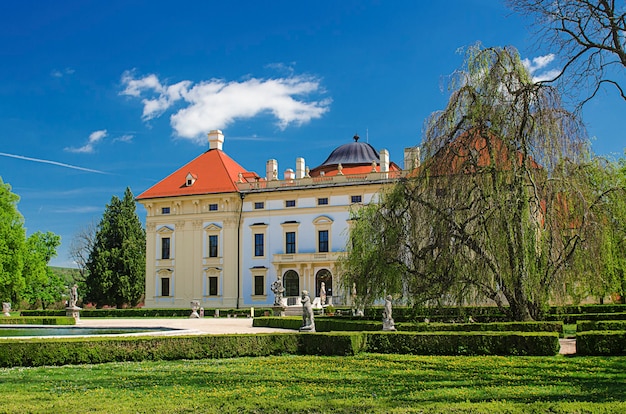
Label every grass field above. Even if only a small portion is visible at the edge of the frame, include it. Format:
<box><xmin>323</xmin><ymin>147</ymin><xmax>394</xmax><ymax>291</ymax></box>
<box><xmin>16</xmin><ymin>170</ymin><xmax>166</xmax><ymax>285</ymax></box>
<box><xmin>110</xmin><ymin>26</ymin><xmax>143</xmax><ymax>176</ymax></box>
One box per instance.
<box><xmin>1</xmin><ymin>354</ymin><xmax>625</xmax><ymax>413</ymax></box>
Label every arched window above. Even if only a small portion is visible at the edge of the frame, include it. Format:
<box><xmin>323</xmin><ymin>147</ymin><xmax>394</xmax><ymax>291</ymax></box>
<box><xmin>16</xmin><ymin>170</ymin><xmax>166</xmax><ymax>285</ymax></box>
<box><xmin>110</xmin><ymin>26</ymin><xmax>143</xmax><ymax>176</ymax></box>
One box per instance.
<box><xmin>283</xmin><ymin>270</ymin><xmax>300</xmax><ymax>297</ymax></box>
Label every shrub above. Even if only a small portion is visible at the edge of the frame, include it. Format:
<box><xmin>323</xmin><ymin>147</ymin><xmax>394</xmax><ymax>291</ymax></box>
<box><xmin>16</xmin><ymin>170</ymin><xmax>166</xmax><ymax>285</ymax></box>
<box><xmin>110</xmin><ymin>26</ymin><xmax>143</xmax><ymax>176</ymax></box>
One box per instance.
<box><xmin>365</xmin><ymin>331</ymin><xmax>560</xmax><ymax>356</ymax></box>
<box><xmin>0</xmin><ymin>316</ymin><xmax>75</xmax><ymax>325</ymax></box>
<box><xmin>577</xmin><ymin>331</ymin><xmax>626</xmax><ymax>356</ymax></box>
<box><xmin>577</xmin><ymin>320</ymin><xmax>626</xmax><ymax>332</ymax></box>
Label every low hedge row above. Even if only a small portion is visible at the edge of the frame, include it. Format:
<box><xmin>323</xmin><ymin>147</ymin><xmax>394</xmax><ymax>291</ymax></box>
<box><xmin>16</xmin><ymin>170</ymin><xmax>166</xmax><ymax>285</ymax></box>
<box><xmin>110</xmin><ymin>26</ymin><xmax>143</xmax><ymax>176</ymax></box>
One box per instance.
<box><xmin>0</xmin><ymin>316</ymin><xmax>75</xmax><ymax>325</ymax></box>
<box><xmin>253</xmin><ymin>317</ymin><xmax>563</xmax><ymax>335</ymax></box>
<box><xmin>576</xmin><ymin>331</ymin><xmax>626</xmax><ymax>356</ymax></box>
<box><xmin>577</xmin><ymin>320</ymin><xmax>626</xmax><ymax>332</ymax></box>
<box><xmin>550</xmin><ymin>304</ymin><xmax>626</xmax><ymax>315</ymax></box>
<box><xmin>20</xmin><ymin>308</ymin><xmax>274</xmax><ymax>318</ymax></box>
<box><xmin>365</xmin><ymin>331</ymin><xmax>559</xmax><ymax>356</ymax></box>
<box><xmin>0</xmin><ymin>330</ymin><xmax>560</xmax><ymax>367</ymax></box>
<box><xmin>546</xmin><ymin>312</ymin><xmax>626</xmax><ymax>324</ymax></box>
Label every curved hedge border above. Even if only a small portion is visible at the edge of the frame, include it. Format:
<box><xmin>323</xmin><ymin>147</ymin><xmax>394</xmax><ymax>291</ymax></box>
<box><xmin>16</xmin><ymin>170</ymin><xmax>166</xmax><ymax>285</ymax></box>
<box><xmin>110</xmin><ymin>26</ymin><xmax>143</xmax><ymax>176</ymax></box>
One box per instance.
<box><xmin>576</xmin><ymin>331</ymin><xmax>626</xmax><ymax>356</ymax></box>
<box><xmin>0</xmin><ymin>317</ymin><xmax>75</xmax><ymax>325</ymax></box>
<box><xmin>0</xmin><ymin>330</ymin><xmax>560</xmax><ymax>367</ymax></box>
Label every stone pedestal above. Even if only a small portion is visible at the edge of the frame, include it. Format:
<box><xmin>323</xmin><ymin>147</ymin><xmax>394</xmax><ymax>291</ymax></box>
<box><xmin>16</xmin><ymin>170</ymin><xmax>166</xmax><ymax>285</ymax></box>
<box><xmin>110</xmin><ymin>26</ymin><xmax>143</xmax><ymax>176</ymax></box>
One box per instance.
<box><xmin>66</xmin><ymin>306</ymin><xmax>81</xmax><ymax>321</ymax></box>
<box><xmin>272</xmin><ymin>305</ymin><xmax>286</xmax><ymax>317</ymax></box>
<box><xmin>382</xmin><ymin>318</ymin><xmax>396</xmax><ymax>331</ymax></box>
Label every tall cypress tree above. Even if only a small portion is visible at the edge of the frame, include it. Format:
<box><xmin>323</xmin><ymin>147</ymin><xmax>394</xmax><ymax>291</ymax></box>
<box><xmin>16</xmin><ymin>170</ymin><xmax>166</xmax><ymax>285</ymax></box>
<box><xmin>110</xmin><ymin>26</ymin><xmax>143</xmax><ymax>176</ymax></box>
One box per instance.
<box><xmin>85</xmin><ymin>188</ymin><xmax>145</xmax><ymax>307</ymax></box>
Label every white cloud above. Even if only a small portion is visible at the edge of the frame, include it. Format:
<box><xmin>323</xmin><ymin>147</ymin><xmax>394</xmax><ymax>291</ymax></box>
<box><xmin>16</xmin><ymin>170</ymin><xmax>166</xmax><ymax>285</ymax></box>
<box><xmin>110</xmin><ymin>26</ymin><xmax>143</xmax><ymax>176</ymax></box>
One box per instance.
<box><xmin>113</xmin><ymin>134</ymin><xmax>134</xmax><ymax>143</ymax></box>
<box><xmin>120</xmin><ymin>71</ymin><xmax>331</xmax><ymax>143</ymax></box>
<box><xmin>65</xmin><ymin>129</ymin><xmax>108</xmax><ymax>153</ymax></box>
<box><xmin>522</xmin><ymin>54</ymin><xmax>561</xmax><ymax>82</ymax></box>
<box><xmin>51</xmin><ymin>67</ymin><xmax>75</xmax><ymax>78</ymax></box>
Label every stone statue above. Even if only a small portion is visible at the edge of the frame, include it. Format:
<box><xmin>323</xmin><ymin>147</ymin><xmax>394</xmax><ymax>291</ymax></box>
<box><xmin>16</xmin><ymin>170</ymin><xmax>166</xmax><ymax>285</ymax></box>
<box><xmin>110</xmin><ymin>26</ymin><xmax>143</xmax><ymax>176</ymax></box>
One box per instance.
<box><xmin>69</xmin><ymin>284</ymin><xmax>78</xmax><ymax>308</ymax></box>
<box><xmin>271</xmin><ymin>279</ymin><xmax>285</xmax><ymax>306</ymax></box>
<box><xmin>2</xmin><ymin>302</ymin><xmax>10</xmax><ymax>317</ymax></box>
<box><xmin>299</xmin><ymin>290</ymin><xmax>315</xmax><ymax>332</ymax></box>
<box><xmin>320</xmin><ymin>282</ymin><xmax>326</xmax><ymax>306</ymax></box>
<box><xmin>190</xmin><ymin>300</ymin><xmax>200</xmax><ymax>318</ymax></box>
<box><xmin>382</xmin><ymin>294</ymin><xmax>396</xmax><ymax>331</ymax></box>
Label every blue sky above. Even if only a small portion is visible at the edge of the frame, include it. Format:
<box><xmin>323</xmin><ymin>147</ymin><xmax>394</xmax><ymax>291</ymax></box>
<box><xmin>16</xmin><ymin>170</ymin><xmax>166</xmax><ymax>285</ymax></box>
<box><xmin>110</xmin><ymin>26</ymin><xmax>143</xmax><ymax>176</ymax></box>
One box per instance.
<box><xmin>1</xmin><ymin>0</ymin><xmax>624</xmax><ymax>267</ymax></box>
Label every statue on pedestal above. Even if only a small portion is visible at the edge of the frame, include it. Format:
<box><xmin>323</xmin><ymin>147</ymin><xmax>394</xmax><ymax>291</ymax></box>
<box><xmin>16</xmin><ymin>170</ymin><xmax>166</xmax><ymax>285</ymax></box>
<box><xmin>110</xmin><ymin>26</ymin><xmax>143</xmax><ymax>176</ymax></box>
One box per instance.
<box><xmin>382</xmin><ymin>295</ymin><xmax>396</xmax><ymax>331</ymax></box>
<box><xmin>271</xmin><ymin>278</ymin><xmax>285</xmax><ymax>307</ymax></box>
<box><xmin>299</xmin><ymin>291</ymin><xmax>315</xmax><ymax>332</ymax></box>
<box><xmin>190</xmin><ymin>300</ymin><xmax>200</xmax><ymax>318</ymax></box>
<box><xmin>2</xmin><ymin>302</ymin><xmax>10</xmax><ymax>317</ymax></box>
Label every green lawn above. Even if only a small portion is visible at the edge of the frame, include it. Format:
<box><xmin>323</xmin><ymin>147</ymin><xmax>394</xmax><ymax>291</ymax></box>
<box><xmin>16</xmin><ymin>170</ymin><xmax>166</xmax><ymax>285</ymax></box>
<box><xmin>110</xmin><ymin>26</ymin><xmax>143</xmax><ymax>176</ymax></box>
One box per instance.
<box><xmin>1</xmin><ymin>354</ymin><xmax>625</xmax><ymax>413</ymax></box>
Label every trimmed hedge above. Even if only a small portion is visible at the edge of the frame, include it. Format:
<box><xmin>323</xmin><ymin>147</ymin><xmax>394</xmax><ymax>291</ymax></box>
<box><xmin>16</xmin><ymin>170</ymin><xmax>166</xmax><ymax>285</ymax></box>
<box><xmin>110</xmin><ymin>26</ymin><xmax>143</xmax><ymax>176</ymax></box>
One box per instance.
<box><xmin>0</xmin><ymin>329</ymin><xmax>560</xmax><ymax>367</ymax></box>
<box><xmin>546</xmin><ymin>312</ymin><xmax>626</xmax><ymax>324</ymax></box>
<box><xmin>577</xmin><ymin>320</ymin><xmax>626</xmax><ymax>332</ymax></box>
<box><xmin>20</xmin><ymin>308</ymin><xmax>273</xmax><ymax>318</ymax></box>
<box><xmin>253</xmin><ymin>317</ymin><xmax>563</xmax><ymax>335</ymax></box>
<box><xmin>365</xmin><ymin>331</ymin><xmax>560</xmax><ymax>356</ymax></box>
<box><xmin>576</xmin><ymin>331</ymin><xmax>626</xmax><ymax>356</ymax></box>
<box><xmin>0</xmin><ymin>316</ymin><xmax>75</xmax><ymax>325</ymax></box>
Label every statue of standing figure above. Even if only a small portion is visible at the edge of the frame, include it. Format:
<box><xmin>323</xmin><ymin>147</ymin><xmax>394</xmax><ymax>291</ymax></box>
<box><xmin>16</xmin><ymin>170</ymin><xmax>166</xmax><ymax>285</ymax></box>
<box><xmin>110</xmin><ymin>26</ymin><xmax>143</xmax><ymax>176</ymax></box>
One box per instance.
<box><xmin>299</xmin><ymin>290</ymin><xmax>315</xmax><ymax>332</ymax></box>
<box><xmin>382</xmin><ymin>294</ymin><xmax>396</xmax><ymax>331</ymax></box>
<box><xmin>69</xmin><ymin>284</ymin><xmax>79</xmax><ymax>308</ymax></box>
<box><xmin>320</xmin><ymin>282</ymin><xmax>327</xmax><ymax>306</ymax></box>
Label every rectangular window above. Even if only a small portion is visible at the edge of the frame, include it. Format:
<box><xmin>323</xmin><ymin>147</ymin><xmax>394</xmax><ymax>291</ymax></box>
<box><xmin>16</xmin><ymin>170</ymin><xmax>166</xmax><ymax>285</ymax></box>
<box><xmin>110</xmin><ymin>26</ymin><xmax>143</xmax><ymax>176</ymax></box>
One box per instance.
<box><xmin>208</xmin><ymin>235</ymin><xmax>218</xmax><ymax>258</ymax></box>
<box><xmin>285</xmin><ymin>231</ymin><xmax>296</xmax><ymax>254</ymax></box>
<box><xmin>161</xmin><ymin>277</ymin><xmax>170</xmax><ymax>297</ymax></box>
<box><xmin>254</xmin><ymin>233</ymin><xmax>264</xmax><ymax>257</ymax></box>
<box><xmin>351</xmin><ymin>195</ymin><xmax>362</xmax><ymax>203</ymax></box>
<box><xmin>254</xmin><ymin>275</ymin><xmax>265</xmax><ymax>296</ymax></box>
<box><xmin>161</xmin><ymin>207</ymin><xmax>170</xmax><ymax>214</ymax></box>
<box><xmin>254</xmin><ymin>202</ymin><xmax>265</xmax><ymax>209</ymax></box>
<box><xmin>318</xmin><ymin>230</ymin><xmax>329</xmax><ymax>253</ymax></box>
<box><xmin>285</xmin><ymin>200</ymin><xmax>296</xmax><ymax>207</ymax></box>
<box><xmin>208</xmin><ymin>276</ymin><xmax>218</xmax><ymax>296</ymax></box>
<box><xmin>317</xmin><ymin>197</ymin><xmax>328</xmax><ymax>205</ymax></box>
<box><xmin>209</xmin><ymin>203</ymin><xmax>218</xmax><ymax>211</ymax></box>
<box><xmin>161</xmin><ymin>237</ymin><xmax>170</xmax><ymax>259</ymax></box>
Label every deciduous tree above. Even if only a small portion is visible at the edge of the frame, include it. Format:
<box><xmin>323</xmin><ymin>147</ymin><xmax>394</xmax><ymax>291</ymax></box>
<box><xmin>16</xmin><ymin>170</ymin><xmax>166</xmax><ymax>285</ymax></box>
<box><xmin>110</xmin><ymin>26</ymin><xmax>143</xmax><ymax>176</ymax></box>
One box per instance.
<box><xmin>0</xmin><ymin>177</ymin><xmax>25</xmax><ymax>303</ymax></box>
<box><xmin>509</xmin><ymin>0</ymin><xmax>626</xmax><ymax>104</ymax></box>
<box><xmin>341</xmin><ymin>45</ymin><xmax>617</xmax><ymax>321</ymax></box>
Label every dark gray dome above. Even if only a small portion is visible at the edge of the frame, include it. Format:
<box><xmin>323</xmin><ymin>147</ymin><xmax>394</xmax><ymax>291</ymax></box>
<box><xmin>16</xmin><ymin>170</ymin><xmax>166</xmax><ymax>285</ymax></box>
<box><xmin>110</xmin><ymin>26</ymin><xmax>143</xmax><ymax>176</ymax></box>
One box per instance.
<box><xmin>318</xmin><ymin>135</ymin><xmax>379</xmax><ymax>167</ymax></box>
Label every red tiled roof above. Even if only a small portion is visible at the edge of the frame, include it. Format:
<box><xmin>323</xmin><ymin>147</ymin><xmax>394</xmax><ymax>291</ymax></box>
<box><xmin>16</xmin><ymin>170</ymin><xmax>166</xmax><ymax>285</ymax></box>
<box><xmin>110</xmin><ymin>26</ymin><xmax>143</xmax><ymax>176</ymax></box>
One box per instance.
<box><xmin>136</xmin><ymin>149</ymin><xmax>258</xmax><ymax>200</ymax></box>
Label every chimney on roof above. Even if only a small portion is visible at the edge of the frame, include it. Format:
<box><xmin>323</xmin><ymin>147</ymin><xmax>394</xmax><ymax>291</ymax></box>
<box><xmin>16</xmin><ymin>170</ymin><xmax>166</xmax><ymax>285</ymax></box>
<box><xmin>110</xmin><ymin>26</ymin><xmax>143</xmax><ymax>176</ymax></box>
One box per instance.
<box><xmin>296</xmin><ymin>157</ymin><xmax>305</xmax><ymax>179</ymax></box>
<box><xmin>403</xmin><ymin>147</ymin><xmax>421</xmax><ymax>170</ymax></box>
<box><xmin>208</xmin><ymin>130</ymin><xmax>224</xmax><ymax>150</ymax></box>
<box><xmin>266</xmin><ymin>159</ymin><xmax>278</xmax><ymax>181</ymax></box>
<box><xmin>380</xmin><ymin>149</ymin><xmax>389</xmax><ymax>173</ymax></box>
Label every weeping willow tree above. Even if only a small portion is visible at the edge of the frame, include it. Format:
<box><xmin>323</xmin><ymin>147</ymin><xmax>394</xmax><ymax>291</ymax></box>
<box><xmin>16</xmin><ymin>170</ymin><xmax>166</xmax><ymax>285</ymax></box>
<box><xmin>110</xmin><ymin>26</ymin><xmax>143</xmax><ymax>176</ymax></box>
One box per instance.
<box><xmin>340</xmin><ymin>45</ymin><xmax>620</xmax><ymax>321</ymax></box>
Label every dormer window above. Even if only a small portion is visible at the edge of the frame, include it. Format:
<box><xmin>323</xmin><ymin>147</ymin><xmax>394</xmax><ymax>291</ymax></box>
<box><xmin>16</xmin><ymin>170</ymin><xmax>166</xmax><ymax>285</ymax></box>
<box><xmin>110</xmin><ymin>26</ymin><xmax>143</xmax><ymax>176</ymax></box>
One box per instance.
<box><xmin>185</xmin><ymin>172</ymin><xmax>197</xmax><ymax>187</ymax></box>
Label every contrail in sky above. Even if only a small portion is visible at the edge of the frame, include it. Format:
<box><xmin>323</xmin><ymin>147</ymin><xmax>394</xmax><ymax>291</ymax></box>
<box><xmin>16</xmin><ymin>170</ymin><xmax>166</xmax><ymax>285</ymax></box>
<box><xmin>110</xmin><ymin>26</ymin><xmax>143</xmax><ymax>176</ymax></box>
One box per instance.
<box><xmin>0</xmin><ymin>152</ymin><xmax>110</xmax><ymax>174</ymax></box>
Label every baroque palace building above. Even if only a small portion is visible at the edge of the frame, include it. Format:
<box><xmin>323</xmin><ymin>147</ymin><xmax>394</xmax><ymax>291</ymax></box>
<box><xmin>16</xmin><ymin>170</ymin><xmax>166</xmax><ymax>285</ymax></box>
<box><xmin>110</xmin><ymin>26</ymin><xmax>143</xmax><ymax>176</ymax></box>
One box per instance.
<box><xmin>137</xmin><ymin>130</ymin><xmax>419</xmax><ymax>309</ymax></box>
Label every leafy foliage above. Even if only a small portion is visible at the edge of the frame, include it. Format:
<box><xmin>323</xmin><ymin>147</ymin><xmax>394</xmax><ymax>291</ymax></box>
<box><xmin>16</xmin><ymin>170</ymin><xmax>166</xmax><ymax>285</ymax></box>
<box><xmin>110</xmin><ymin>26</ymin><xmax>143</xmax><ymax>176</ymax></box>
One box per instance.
<box><xmin>0</xmin><ymin>177</ymin><xmax>26</xmax><ymax>303</ymax></box>
<box><xmin>341</xmin><ymin>45</ymin><xmax>622</xmax><ymax>321</ymax></box>
<box><xmin>84</xmin><ymin>187</ymin><xmax>146</xmax><ymax>307</ymax></box>
<box><xmin>0</xmin><ymin>178</ymin><xmax>62</xmax><ymax>307</ymax></box>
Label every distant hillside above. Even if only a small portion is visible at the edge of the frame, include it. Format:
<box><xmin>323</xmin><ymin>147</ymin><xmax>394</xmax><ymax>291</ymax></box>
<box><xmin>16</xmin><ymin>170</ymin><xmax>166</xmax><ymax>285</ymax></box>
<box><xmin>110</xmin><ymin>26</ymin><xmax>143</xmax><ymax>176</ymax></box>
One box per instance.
<box><xmin>50</xmin><ymin>266</ymin><xmax>82</xmax><ymax>285</ymax></box>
